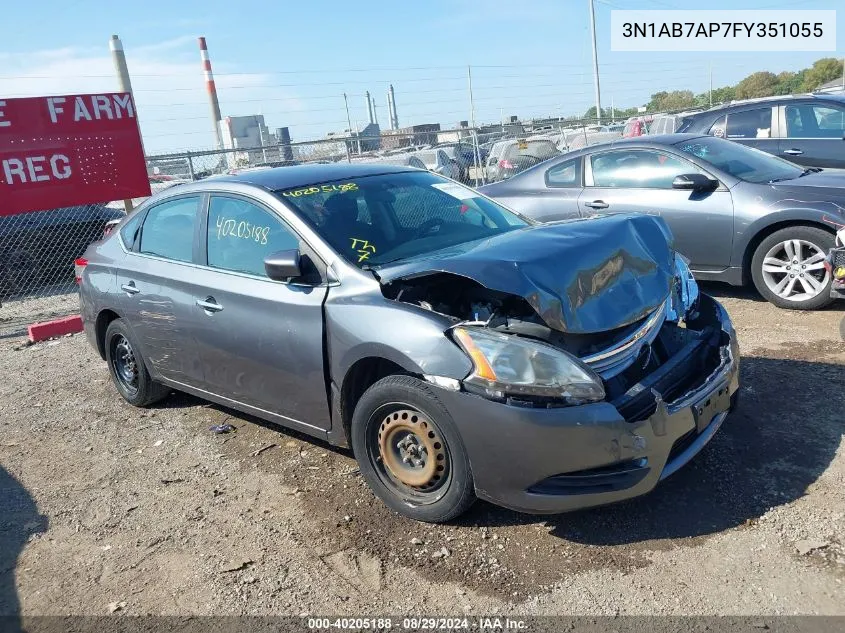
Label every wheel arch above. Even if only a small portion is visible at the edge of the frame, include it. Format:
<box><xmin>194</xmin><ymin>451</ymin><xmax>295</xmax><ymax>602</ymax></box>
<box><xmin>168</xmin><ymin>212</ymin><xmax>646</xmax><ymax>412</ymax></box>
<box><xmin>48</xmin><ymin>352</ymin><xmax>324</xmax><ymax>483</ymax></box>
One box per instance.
<box><xmin>94</xmin><ymin>308</ymin><xmax>123</xmax><ymax>360</ymax></box>
<box><xmin>741</xmin><ymin>218</ymin><xmax>836</xmax><ymax>286</ymax></box>
<box><xmin>339</xmin><ymin>356</ymin><xmax>414</xmax><ymax>451</ymax></box>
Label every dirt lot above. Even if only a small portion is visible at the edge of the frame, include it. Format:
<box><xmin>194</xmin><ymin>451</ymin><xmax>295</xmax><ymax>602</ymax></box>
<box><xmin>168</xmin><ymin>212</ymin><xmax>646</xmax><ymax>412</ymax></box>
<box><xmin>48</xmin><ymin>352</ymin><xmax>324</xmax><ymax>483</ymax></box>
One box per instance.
<box><xmin>1</xmin><ymin>286</ymin><xmax>844</xmax><ymax>616</ymax></box>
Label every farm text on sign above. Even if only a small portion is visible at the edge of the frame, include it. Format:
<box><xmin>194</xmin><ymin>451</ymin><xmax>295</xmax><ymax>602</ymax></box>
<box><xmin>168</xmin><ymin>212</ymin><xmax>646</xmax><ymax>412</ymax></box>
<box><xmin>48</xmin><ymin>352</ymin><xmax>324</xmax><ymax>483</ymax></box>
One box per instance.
<box><xmin>0</xmin><ymin>92</ymin><xmax>150</xmax><ymax>216</ymax></box>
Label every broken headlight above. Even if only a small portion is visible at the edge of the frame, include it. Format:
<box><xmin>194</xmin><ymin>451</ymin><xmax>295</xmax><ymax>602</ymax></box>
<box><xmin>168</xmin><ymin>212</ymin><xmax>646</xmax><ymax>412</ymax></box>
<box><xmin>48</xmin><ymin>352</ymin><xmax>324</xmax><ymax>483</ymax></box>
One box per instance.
<box><xmin>451</xmin><ymin>326</ymin><xmax>605</xmax><ymax>404</ymax></box>
<box><xmin>669</xmin><ymin>253</ymin><xmax>700</xmax><ymax>322</ymax></box>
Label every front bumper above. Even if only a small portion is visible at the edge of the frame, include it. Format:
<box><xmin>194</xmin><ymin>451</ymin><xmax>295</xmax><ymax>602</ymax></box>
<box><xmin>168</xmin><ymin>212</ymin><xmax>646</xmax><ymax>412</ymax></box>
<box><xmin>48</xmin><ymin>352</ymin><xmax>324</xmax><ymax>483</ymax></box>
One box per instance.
<box><xmin>829</xmin><ymin>246</ymin><xmax>845</xmax><ymax>300</ymax></box>
<box><xmin>436</xmin><ymin>294</ymin><xmax>739</xmax><ymax>515</ymax></box>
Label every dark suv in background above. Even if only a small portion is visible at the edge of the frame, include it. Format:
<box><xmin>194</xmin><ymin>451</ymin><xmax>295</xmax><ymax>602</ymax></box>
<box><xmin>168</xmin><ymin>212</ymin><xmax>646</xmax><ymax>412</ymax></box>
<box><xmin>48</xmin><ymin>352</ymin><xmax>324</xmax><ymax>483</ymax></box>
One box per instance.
<box><xmin>677</xmin><ymin>94</ymin><xmax>845</xmax><ymax>169</ymax></box>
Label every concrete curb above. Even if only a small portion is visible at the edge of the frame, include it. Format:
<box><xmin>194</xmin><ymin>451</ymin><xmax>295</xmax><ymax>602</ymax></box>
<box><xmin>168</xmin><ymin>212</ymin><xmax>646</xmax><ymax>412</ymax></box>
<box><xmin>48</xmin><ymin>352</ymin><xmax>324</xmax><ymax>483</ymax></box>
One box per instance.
<box><xmin>28</xmin><ymin>315</ymin><xmax>83</xmax><ymax>342</ymax></box>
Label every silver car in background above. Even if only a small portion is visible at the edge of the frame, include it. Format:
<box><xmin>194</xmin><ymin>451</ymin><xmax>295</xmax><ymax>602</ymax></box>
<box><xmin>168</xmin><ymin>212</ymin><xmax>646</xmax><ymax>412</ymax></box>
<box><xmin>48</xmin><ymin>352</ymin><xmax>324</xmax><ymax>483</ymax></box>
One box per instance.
<box><xmin>481</xmin><ymin>133</ymin><xmax>845</xmax><ymax>310</ymax></box>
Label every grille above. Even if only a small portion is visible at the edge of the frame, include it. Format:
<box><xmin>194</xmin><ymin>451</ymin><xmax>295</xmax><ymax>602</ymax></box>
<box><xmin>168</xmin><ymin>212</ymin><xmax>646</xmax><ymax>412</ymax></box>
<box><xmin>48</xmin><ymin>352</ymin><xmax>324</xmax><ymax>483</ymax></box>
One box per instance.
<box><xmin>582</xmin><ymin>302</ymin><xmax>666</xmax><ymax>378</ymax></box>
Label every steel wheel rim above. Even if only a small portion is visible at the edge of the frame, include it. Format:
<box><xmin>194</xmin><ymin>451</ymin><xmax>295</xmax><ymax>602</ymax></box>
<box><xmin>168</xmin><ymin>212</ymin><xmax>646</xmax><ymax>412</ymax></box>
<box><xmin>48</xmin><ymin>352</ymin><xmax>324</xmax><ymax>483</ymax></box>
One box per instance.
<box><xmin>111</xmin><ymin>334</ymin><xmax>139</xmax><ymax>394</ymax></box>
<box><xmin>761</xmin><ymin>239</ymin><xmax>830</xmax><ymax>302</ymax></box>
<box><xmin>367</xmin><ymin>404</ymin><xmax>451</xmax><ymax>505</ymax></box>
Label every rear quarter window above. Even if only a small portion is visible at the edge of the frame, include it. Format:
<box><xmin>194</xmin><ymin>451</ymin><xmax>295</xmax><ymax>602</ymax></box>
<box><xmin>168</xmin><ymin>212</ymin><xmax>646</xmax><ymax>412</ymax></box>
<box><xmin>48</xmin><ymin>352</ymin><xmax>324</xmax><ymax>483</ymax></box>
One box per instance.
<box><xmin>119</xmin><ymin>212</ymin><xmax>143</xmax><ymax>249</ymax></box>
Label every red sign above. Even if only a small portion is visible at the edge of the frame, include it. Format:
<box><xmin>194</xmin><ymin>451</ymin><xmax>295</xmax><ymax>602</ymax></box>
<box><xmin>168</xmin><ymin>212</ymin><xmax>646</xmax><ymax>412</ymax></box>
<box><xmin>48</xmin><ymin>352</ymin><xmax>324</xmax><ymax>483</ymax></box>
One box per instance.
<box><xmin>0</xmin><ymin>93</ymin><xmax>151</xmax><ymax>216</ymax></box>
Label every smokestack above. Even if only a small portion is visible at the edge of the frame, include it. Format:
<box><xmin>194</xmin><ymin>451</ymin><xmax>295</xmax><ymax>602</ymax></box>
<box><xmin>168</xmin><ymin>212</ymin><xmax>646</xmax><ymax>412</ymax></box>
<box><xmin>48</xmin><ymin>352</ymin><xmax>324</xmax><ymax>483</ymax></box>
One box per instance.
<box><xmin>198</xmin><ymin>37</ymin><xmax>224</xmax><ymax>150</ymax></box>
<box><xmin>388</xmin><ymin>84</ymin><xmax>399</xmax><ymax>130</ymax></box>
<box><xmin>372</xmin><ymin>95</ymin><xmax>378</xmax><ymax>125</ymax></box>
<box><xmin>365</xmin><ymin>91</ymin><xmax>374</xmax><ymax>125</ymax></box>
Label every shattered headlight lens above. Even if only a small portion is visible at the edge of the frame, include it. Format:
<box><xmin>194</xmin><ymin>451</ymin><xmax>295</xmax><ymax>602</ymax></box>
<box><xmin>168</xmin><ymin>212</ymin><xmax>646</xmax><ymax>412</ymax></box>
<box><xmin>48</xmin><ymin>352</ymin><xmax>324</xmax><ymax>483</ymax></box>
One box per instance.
<box><xmin>671</xmin><ymin>253</ymin><xmax>700</xmax><ymax>321</ymax></box>
<box><xmin>451</xmin><ymin>326</ymin><xmax>605</xmax><ymax>404</ymax></box>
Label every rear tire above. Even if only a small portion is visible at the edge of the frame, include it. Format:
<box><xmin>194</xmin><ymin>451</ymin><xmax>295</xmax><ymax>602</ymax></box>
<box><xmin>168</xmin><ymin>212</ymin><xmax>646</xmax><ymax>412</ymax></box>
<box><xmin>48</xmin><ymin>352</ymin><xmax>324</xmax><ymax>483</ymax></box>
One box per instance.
<box><xmin>750</xmin><ymin>226</ymin><xmax>834</xmax><ymax>310</ymax></box>
<box><xmin>104</xmin><ymin>319</ymin><xmax>170</xmax><ymax>407</ymax></box>
<box><xmin>351</xmin><ymin>375</ymin><xmax>475</xmax><ymax>523</ymax></box>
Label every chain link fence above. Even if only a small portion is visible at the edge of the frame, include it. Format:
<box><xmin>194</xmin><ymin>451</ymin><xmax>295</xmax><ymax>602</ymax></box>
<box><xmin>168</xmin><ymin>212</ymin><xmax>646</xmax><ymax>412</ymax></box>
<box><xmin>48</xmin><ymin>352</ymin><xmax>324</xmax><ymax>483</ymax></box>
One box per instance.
<box><xmin>0</xmin><ymin>203</ymin><xmax>125</xmax><ymax>337</ymax></box>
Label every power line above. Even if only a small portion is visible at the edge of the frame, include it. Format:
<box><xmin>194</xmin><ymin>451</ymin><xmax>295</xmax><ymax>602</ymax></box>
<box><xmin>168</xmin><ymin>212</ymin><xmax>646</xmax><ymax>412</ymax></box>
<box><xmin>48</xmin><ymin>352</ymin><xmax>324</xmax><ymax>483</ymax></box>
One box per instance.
<box><xmin>0</xmin><ymin>57</ymin><xmax>733</xmax><ymax>82</ymax></box>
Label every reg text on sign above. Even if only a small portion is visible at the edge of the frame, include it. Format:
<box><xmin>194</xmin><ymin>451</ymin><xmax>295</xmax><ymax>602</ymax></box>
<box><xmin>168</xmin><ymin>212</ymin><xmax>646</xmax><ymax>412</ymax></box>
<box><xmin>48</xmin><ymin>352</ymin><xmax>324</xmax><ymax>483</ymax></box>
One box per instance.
<box><xmin>0</xmin><ymin>92</ymin><xmax>151</xmax><ymax>217</ymax></box>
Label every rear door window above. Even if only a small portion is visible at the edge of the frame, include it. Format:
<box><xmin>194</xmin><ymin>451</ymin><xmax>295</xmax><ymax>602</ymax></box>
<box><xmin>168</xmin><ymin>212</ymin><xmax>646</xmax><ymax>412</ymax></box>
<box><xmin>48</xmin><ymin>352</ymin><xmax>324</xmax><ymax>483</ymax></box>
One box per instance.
<box><xmin>724</xmin><ymin>108</ymin><xmax>773</xmax><ymax>139</ymax></box>
<box><xmin>139</xmin><ymin>196</ymin><xmax>201</xmax><ymax>263</ymax></box>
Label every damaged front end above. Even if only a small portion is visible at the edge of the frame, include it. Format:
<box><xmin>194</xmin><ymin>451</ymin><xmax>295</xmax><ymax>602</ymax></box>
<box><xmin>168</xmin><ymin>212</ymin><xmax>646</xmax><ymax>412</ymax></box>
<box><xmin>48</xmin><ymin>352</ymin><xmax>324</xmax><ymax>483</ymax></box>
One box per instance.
<box><xmin>380</xmin><ymin>244</ymin><xmax>715</xmax><ymax>415</ymax></box>
<box><xmin>375</xmin><ymin>215</ymin><xmax>739</xmax><ymax>512</ymax></box>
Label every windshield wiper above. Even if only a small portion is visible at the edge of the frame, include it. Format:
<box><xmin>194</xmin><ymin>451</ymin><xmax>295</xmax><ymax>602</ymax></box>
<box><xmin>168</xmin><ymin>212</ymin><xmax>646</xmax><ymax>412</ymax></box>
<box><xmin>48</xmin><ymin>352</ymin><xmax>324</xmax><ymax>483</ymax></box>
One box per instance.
<box><xmin>799</xmin><ymin>167</ymin><xmax>822</xmax><ymax>177</ymax></box>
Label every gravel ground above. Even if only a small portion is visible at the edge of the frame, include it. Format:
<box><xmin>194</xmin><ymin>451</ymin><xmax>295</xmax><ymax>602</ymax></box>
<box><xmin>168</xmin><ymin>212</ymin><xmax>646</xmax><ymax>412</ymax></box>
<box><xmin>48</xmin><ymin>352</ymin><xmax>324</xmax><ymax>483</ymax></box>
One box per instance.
<box><xmin>0</xmin><ymin>290</ymin><xmax>78</xmax><ymax>339</ymax></box>
<box><xmin>1</xmin><ymin>285</ymin><xmax>843</xmax><ymax>616</ymax></box>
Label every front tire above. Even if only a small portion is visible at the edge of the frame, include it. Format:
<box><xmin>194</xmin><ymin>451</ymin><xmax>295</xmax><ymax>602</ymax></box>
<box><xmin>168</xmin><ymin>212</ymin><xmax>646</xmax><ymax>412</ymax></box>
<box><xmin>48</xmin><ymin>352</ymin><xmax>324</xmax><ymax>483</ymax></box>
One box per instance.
<box><xmin>751</xmin><ymin>226</ymin><xmax>834</xmax><ymax>310</ymax></box>
<box><xmin>104</xmin><ymin>319</ymin><xmax>170</xmax><ymax>407</ymax></box>
<box><xmin>351</xmin><ymin>375</ymin><xmax>476</xmax><ymax>523</ymax></box>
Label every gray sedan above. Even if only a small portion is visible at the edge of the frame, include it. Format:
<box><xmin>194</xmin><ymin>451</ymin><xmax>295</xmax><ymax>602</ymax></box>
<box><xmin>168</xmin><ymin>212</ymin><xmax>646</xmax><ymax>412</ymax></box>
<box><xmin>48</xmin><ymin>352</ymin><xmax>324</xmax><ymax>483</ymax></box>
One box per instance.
<box><xmin>480</xmin><ymin>134</ymin><xmax>845</xmax><ymax>310</ymax></box>
<box><xmin>78</xmin><ymin>163</ymin><xmax>738</xmax><ymax>522</ymax></box>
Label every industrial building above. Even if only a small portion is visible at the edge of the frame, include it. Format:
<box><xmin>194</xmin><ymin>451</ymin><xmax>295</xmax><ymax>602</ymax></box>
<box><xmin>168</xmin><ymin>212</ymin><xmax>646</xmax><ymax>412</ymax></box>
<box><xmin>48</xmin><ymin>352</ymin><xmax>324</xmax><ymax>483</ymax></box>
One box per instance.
<box><xmin>219</xmin><ymin>115</ymin><xmax>294</xmax><ymax>168</ymax></box>
<box><xmin>380</xmin><ymin>123</ymin><xmax>441</xmax><ymax>149</ymax></box>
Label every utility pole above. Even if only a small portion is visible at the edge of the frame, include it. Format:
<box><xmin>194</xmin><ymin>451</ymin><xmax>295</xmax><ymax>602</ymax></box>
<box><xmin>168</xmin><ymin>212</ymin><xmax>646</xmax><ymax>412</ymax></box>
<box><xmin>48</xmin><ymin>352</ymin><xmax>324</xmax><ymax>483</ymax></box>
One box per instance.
<box><xmin>110</xmin><ymin>35</ymin><xmax>138</xmax><ymax>214</ymax></box>
<box><xmin>468</xmin><ymin>65</ymin><xmax>484</xmax><ymax>185</ymax></box>
<box><xmin>709</xmin><ymin>63</ymin><xmax>713</xmax><ymax>107</ymax></box>
<box><xmin>342</xmin><ymin>93</ymin><xmax>353</xmax><ymax>163</ymax></box>
<box><xmin>354</xmin><ymin>119</ymin><xmax>362</xmax><ymax>155</ymax></box>
<box><xmin>257</xmin><ymin>116</ymin><xmax>268</xmax><ymax>164</ymax></box>
<box><xmin>588</xmin><ymin>0</ymin><xmax>602</xmax><ymax>125</ymax></box>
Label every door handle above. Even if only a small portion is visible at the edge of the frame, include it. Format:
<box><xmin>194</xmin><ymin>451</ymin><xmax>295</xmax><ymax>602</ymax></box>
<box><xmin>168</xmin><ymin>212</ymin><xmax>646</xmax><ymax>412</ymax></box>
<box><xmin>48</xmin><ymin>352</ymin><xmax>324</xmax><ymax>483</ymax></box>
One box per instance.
<box><xmin>585</xmin><ymin>200</ymin><xmax>609</xmax><ymax>209</ymax></box>
<box><xmin>196</xmin><ymin>297</ymin><xmax>224</xmax><ymax>313</ymax></box>
<box><xmin>121</xmin><ymin>282</ymin><xmax>140</xmax><ymax>295</ymax></box>
<box><xmin>782</xmin><ymin>148</ymin><xmax>803</xmax><ymax>156</ymax></box>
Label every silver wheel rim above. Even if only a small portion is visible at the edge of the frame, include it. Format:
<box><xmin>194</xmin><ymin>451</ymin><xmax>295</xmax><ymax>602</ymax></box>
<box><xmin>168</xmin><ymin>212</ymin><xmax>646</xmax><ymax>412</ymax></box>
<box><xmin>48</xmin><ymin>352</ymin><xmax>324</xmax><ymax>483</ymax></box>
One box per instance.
<box><xmin>761</xmin><ymin>239</ymin><xmax>830</xmax><ymax>302</ymax></box>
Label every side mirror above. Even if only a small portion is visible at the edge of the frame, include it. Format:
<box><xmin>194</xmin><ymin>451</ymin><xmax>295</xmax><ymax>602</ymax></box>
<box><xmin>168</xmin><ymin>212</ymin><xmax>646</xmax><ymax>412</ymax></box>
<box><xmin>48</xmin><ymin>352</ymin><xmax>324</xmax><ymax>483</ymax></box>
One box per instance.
<box><xmin>672</xmin><ymin>173</ymin><xmax>718</xmax><ymax>192</ymax></box>
<box><xmin>264</xmin><ymin>249</ymin><xmax>301</xmax><ymax>282</ymax></box>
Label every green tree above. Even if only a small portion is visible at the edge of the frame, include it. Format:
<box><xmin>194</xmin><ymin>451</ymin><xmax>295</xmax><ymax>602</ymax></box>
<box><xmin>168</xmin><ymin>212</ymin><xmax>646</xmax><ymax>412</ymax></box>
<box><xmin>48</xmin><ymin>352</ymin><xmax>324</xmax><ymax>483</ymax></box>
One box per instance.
<box><xmin>582</xmin><ymin>106</ymin><xmax>635</xmax><ymax>120</ymax></box>
<box><xmin>801</xmin><ymin>57</ymin><xmax>844</xmax><ymax>91</ymax></box>
<box><xmin>645</xmin><ymin>90</ymin><xmax>696</xmax><ymax>112</ymax></box>
<box><xmin>710</xmin><ymin>86</ymin><xmax>736</xmax><ymax>104</ymax></box>
<box><xmin>735</xmin><ymin>71</ymin><xmax>779</xmax><ymax>99</ymax></box>
<box><xmin>775</xmin><ymin>70</ymin><xmax>805</xmax><ymax>95</ymax></box>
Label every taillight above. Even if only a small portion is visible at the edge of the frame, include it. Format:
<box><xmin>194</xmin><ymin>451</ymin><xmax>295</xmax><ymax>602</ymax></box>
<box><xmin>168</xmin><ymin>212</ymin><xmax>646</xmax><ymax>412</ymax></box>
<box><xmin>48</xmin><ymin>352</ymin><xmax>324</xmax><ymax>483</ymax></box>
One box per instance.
<box><xmin>498</xmin><ymin>159</ymin><xmax>514</xmax><ymax>169</ymax></box>
<box><xmin>74</xmin><ymin>258</ymin><xmax>88</xmax><ymax>284</ymax></box>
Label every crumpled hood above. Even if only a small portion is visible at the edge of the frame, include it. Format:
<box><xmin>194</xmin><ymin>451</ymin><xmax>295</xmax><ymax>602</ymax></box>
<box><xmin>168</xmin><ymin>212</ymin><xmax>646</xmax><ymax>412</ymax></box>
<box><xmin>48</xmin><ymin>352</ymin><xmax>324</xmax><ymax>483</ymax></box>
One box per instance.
<box><xmin>375</xmin><ymin>213</ymin><xmax>677</xmax><ymax>334</ymax></box>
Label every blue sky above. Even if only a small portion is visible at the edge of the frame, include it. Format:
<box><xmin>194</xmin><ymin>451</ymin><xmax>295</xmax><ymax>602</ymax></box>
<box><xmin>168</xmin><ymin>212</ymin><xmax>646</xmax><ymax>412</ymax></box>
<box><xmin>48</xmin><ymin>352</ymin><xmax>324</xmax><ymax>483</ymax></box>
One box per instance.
<box><xmin>0</xmin><ymin>0</ymin><xmax>841</xmax><ymax>153</ymax></box>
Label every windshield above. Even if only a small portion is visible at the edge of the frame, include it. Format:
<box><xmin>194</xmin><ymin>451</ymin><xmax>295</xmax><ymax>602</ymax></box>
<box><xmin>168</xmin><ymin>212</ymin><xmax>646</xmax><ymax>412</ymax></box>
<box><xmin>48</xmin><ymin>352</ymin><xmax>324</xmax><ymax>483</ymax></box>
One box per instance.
<box><xmin>276</xmin><ymin>171</ymin><xmax>528</xmax><ymax>268</ymax></box>
<box><xmin>676</xmin><ymin>136</ymin><xmax>804</xmax><ymax>184</ymax></box>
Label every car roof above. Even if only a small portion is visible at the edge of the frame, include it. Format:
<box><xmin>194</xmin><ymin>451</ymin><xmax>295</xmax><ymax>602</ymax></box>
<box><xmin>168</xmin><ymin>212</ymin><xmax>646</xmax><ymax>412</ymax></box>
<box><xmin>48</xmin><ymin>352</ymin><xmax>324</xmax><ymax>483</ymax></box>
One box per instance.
<box><xmin>689</xmin><ymin>93</ymin><xmax>845</xmax><ymax>116</ymax></box>
<box><xmin>210</xmin><ymin>162</ymin><xmax>414</xmax><ymax>190</ymax></box>
<box><xmin>558</xmin><ymin>133</ymin><xmax>707</xmax><ymax>155</ymax></box>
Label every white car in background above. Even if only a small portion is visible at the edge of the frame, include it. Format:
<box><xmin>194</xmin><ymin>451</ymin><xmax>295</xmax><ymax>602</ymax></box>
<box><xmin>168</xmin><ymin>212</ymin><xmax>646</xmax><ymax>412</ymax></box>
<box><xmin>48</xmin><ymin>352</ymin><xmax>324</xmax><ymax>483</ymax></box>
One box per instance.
<box><xmin>413</xmin><ymin>149</ymin><xmax>462</xmax><ymax>181</ymax></box>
